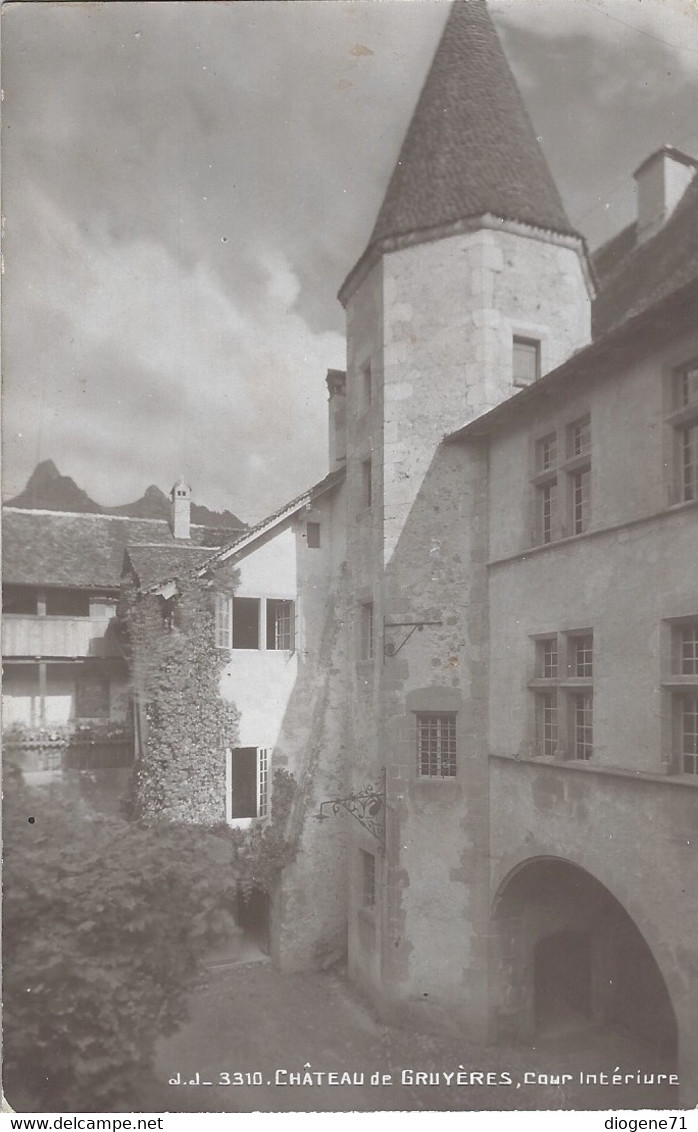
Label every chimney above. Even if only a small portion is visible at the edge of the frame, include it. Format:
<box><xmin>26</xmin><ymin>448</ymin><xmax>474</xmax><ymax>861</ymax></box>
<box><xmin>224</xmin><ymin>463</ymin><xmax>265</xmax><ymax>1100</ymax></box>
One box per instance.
<box><xmin>170</xmin><ymin>479</ymin><xmax>192</xmax><ymax>540</ymax></box>
<box><xmin>634</xmin><ymin>146</ymin><xmax>697</xmax><ymax>244</ymax></box>
<box><xmin>326</xmin><ymin>368</ymin><xmax>347</xmax><ymax>468</ymax></box>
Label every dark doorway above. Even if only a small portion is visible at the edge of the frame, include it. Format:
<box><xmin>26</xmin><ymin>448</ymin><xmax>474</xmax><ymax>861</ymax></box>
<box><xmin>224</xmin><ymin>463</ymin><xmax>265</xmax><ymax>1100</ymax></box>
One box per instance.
<box><xmin>236</xmin><ymin>885</ymin><xmax>270</xmax><ymax>953</ymax></box>
<box><xmin>535</xmin><ymin>929</ymin><xmax>592</xmax><ymax>1032</ymax></box>
<box><xmin>493</xmin><ymin>857</ymin><xmax>678</xmax><ymax>1061</ymax></box>
<box><xmin>230</xmin><ymin>747</ymin><xmax>258</xmax><ymax>818</ymax></box>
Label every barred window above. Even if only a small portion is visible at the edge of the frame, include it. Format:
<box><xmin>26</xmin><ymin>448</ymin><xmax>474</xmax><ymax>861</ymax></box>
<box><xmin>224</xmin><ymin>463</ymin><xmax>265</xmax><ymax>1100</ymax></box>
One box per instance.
<box><xmin>417</xmin><ymin>713</ymin><xmax>456</xmax><ymax>778</ymax></box>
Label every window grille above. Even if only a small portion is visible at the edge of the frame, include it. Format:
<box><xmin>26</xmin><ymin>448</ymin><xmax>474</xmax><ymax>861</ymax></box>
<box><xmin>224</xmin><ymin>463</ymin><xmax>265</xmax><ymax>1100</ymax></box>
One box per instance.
<box><xmin>417</xmin><ymin>713</ymin><xmax>457</xmax><ymax>777</ymax></box>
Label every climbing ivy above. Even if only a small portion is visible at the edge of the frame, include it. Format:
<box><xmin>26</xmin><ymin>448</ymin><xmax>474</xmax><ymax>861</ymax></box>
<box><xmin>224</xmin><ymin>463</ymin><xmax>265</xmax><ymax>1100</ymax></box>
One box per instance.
<box><xmin>122</xmin><ymin>574</ymin><xmax>239</xmax><ymax>824</ymax></box>
<box><xmin>226</xmin><ymin>766</ymin><xmax>300</xmax><ymax>898</ymax></box>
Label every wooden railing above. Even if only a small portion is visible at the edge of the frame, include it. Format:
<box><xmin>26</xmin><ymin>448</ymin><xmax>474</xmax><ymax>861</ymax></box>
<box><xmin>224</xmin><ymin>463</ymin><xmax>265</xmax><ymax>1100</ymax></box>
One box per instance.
<box><xmin>2</xmin><ymin>615</ymin><xmax>120</xmax><ymax>658</ymax></box>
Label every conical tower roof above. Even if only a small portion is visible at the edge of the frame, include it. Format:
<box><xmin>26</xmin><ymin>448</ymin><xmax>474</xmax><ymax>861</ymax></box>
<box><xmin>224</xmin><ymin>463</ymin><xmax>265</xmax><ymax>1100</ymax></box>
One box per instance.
<box><xmin>368</xmin><ymin>0</ymin><xmax>576</xmax><ymax>255</ymax></box>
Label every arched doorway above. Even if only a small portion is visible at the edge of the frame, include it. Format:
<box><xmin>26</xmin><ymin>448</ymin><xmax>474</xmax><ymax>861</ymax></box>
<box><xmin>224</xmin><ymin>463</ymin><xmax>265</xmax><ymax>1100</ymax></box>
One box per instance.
<box><xmin>534</xmin><ymin>928</ymin><xmax>592</xmax><ymax>1032</ymax></box>
<box><xmin>491</xmin><ymin>857</ymin><xmax>677</xmax><ymax>1055</ymax></box>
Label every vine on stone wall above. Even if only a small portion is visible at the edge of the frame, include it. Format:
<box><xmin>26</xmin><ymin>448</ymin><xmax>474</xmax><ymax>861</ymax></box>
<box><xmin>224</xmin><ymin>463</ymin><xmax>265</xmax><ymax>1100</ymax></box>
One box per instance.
<box><xmin>121</xmin><ymin>572</ymin><xmax>301</xmax><ymax>891</ymax></box>
<box><xmin>226</xmin><ymin>767</ymin><xmax>300</xmax><ymax>899</ymax></box>
<box><xmin>122</xmin><ymin>574</ymin><xmax>239</xmax><ymax>825</ymax></box>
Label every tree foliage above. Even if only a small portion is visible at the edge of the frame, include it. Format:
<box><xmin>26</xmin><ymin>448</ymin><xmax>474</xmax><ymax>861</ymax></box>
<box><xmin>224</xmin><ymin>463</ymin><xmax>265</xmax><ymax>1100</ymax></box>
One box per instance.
<box><xmin>3</xmin><ymin>573</ymin><xmax>302</xmax><ymax>1110</ymax></box>
<box><xmin>122</xmin><ymin>575</ymin><xmax>239</xmax><ymax>823</ymax></box>
<box><xmin>2</xmin><ymin>773</ymin><xmax>239</xmax><ymax>1111</ymax></box>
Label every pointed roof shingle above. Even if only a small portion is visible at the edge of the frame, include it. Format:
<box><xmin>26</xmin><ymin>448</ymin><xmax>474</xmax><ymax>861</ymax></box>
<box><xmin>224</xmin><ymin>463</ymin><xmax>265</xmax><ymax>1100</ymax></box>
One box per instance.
<box><xmin>342</xmin><ymin>0</ymin><xmax>577</xmax><ymax>302</ymax></box>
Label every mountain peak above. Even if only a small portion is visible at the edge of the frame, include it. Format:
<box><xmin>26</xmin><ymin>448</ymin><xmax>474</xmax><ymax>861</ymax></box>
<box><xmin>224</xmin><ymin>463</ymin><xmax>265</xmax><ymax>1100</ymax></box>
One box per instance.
<box><xmin>5</xmin><ymin>461</ymin><xmax>246</xmax><ymax>529</ymax></box>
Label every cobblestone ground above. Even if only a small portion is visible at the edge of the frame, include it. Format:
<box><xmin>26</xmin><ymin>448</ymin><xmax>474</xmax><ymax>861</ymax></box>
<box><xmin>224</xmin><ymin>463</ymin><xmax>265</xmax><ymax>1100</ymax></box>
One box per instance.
<box><xmin>135</xmin><ymin>954</ymin><xmax>681</xmax><ymax>1114</ymax></box>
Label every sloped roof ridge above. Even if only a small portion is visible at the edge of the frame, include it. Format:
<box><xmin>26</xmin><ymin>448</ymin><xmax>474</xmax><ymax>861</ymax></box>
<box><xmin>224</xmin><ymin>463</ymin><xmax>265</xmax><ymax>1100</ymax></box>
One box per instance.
<box><xmin>1</xmin><ymin>504</ymin><xmax>240</xmax><ymax>532</ymax></box>
<box><xmin>199</xmin><ymin>466</ymin><xmax>346</xmax><ymax>571</ymax></box>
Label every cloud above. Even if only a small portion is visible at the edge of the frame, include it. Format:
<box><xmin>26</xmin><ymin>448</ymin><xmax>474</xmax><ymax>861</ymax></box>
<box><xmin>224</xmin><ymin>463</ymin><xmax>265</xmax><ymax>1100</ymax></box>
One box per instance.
<box><xmin>3</xmin><ymin>181</ymin><xmax>344</xmax><ymax>520</ymax></box>
<box><xmin>2</xmin><ymin>0</ymin><xmax>697</xmax><ymax>518</ymax></box>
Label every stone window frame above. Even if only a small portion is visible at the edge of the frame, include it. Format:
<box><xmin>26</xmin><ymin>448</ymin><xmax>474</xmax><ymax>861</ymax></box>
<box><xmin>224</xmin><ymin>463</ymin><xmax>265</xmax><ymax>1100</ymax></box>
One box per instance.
<box><xmin>404</xmin><ymin>687</ymin><xmax>462</xmax><ymax>783</ymax></box>
<box><xmin>415</xmin><ymin>711</ymin><xmax>457</xmax><ymax>778</ymax></box>
<box><xmin>665</xmin><ymin>356</ymin><xmax>698</xmax><ymax>506</ymax></box>
<box><xmin>530</xmin><ymin>411</ymin><xmax>592</xmax><ymax>546</ymax></box>
<box><xmin>512</xmin><ymin>335</ymin><xmax>541</xmax><ymax>388</ymax></box>
<box><xmin>661</xmin><ymin>615</ymin><xmax>698</xmax><ymax>776</ymax></box>
<box><xmin>529</xmin><ymin>629</ymin><xmax>594</xmax><ymax>760</ymax></box>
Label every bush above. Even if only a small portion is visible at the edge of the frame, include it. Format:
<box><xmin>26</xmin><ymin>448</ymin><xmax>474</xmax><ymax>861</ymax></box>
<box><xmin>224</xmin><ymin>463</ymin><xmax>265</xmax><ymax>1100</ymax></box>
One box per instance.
<box><xmin>3</xmin><ymin>776</ymin><xmax>239</xmax><ymax>1111</ymax></box>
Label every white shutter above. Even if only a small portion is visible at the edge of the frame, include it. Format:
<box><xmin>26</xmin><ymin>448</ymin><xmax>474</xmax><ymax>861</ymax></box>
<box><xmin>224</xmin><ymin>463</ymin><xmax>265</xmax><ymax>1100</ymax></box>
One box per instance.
<box><xmin>214</xmin><ymin>593</ymin><xmax>232</xmax><ymax>651</ymax></box>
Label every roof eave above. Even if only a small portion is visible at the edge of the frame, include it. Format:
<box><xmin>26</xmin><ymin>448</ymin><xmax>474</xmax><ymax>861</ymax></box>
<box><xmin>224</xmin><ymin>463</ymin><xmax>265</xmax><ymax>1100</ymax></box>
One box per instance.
<box><xmin>445</xmin><ymin>273</ymin><xmax>698</xmax><ymax>444</ymax></box>
<box><xmin>339</xmin><ymin>213</ymin><xmax>593</xmax><ymax>308</ymax></box>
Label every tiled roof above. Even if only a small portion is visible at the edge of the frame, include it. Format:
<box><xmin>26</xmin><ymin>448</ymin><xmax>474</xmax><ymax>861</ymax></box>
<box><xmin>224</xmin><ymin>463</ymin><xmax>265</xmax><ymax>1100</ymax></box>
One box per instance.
<box><xmin>592</xmin><ymin>173</ymin><xmax>698</xmax><ymax>337</ymax></box>
<box><xmin>2</xmin><ymin>509</ymin><xmax>242</xmax><ymax>590</ymax></box>
<box><xmin>363</xmin><ymin>1</ymin><xmax>576</xmax><ymax>258</ymax></box>
<box><xmin>123</xmin><ymin>545</ymin><xmax>216</xmax><ymax>592</ymax></box>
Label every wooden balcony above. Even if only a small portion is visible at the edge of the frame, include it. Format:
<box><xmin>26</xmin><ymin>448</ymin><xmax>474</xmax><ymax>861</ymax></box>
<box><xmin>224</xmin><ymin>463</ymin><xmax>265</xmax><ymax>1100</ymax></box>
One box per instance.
<box><xmin>2</xmin><ymin>615</ymin><xmax>120</xmax><ymax>658</ymax></box>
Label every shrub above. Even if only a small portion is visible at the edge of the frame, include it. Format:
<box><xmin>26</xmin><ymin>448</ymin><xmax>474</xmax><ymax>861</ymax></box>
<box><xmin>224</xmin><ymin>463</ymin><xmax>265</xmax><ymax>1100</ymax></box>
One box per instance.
<box><xmin>3</xmin><ymin>776</ymin><xmax>239</xmax><ymax>1111</ymax></box>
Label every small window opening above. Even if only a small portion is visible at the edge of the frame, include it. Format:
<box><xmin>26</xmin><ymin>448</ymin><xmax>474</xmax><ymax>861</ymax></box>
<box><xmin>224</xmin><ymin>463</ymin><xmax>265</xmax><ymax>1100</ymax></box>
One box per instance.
<box><xmin>361</xmin><ymin>850</ymin><xmax>376</xmax><ymax>908</ymax></box>
<box><xmin>513</xmin><ymin>337</ymin><xmax>540</xmax><ymax>387</ymax></box>
<box><xmin>233</xmin><ymin>597</ymin><xmax>260</xmax><ymax>649</ymax></box>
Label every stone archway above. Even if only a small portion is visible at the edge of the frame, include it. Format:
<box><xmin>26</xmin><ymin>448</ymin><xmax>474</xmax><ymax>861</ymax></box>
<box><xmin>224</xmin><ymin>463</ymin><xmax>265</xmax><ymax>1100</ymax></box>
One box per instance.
<box><xmin>534</xmin><ymin>928</ymin><xmax>592</xmax><ymax>1032</ymax></box>
<box><xmin>491</xmin><ymin>856</ymin><xmax>677</xmax><ymax>1055</ymax></box>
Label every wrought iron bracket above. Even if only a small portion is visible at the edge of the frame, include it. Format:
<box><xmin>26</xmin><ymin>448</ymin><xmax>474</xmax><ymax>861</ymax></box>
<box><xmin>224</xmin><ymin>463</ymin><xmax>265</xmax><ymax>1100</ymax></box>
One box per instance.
<box><xmin>314</xmin><ymin>768</ymin><xmax>386</xmax><ymax>855</ymax></box>
<box><xmin>383</xmin><ymin>619</ymin><xmax>443</xmax><ymax>657</ymax></box>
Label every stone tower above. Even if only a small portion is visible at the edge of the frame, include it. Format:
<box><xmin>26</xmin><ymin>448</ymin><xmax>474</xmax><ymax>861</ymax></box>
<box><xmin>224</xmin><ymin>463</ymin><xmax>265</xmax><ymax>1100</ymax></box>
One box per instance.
<box><xmin>339</xmin><ymin>0</ymin><xmax>592</xmax><ymax>566</ymax></box>
<box><xmin>337</xmin><ymin>0</ymin><xmax>594</xmax><ymax>1032</ymax></box>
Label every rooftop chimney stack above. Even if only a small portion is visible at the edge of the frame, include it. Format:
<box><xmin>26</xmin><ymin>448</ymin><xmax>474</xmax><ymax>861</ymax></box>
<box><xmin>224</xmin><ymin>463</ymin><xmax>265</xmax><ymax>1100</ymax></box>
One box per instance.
<box><xmin>634</xmin><ymin>146</ymin><xmax>697</xmax><ymax>244</ymax></box>
<box><xmin>326</xmin><ymin>369</ymin><xmax>347</xmax><ymax>468</ymax></box>
<box><xmin>170</xmin><ymin>479</ymin><xmax>192</xmax><ymax>540</ymax></box>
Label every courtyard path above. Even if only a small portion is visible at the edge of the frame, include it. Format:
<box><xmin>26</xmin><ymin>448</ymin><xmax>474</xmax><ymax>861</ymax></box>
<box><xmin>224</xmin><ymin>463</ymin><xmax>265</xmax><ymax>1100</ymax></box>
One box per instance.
<box><xmin>136</xmin><ymin>952</ymin><xmax>680</xmax><ymax>1114</ymax></box>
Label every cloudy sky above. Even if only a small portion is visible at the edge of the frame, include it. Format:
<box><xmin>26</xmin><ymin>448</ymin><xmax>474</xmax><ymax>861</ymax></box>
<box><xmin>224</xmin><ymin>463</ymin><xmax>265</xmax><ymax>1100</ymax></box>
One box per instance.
<box><xmin>3</xmin><ymin>0</ymin><xmax>698</xmax><ymax>523</ymax></box>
